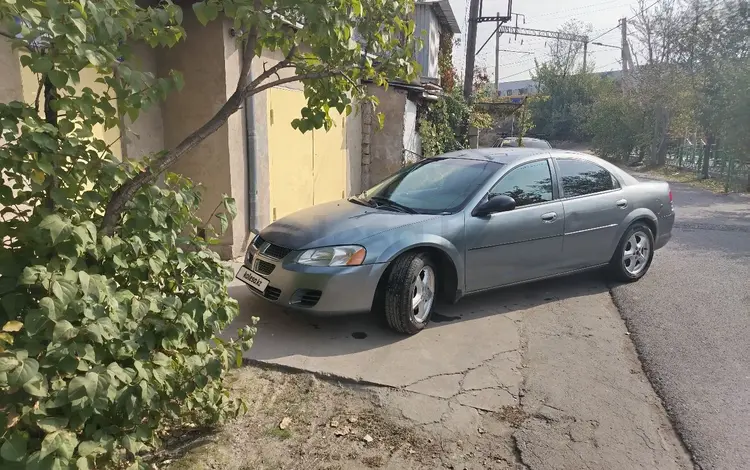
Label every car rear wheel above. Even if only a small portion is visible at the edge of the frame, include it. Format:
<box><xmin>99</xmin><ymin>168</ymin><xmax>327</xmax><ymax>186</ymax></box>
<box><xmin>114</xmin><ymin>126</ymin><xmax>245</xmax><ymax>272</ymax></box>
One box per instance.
<box><xmin>609</xmin><ymin>222</ymin><xmax>654</xmax><ymax>282</ymax></box>
<box><xmin>384</xmin><ymin>252</ymin><xmax>437</xmax><ymax>334</ymax></box>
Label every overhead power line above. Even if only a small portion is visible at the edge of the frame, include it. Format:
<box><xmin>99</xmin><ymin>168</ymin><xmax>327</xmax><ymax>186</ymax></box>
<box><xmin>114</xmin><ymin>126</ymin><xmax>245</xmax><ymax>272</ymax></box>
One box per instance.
<box><xmin>590</xmin><ymin>24</ymin><xmax>620</xmax><ymax>42</ymax></box>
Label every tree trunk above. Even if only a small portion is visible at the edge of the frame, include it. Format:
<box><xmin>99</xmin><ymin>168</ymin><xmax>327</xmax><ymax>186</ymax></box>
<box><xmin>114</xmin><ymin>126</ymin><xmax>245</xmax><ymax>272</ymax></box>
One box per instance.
<box><xmin>701</xmin><ymin>133</ymin><xmax>714</xmax><ymax>180</ymax></box>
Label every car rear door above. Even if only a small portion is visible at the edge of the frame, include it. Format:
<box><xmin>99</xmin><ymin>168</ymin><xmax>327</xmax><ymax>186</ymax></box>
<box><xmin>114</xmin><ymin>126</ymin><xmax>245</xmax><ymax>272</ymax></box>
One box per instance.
<box><xmin>553</xmin><ymin>156</ymin><xmax>628</xmax><ymax>270</ymax></box>
<box><xmin>464</xmin><ymin>158</ymin><xmax>565</xmax><ymax>292</ymax></box>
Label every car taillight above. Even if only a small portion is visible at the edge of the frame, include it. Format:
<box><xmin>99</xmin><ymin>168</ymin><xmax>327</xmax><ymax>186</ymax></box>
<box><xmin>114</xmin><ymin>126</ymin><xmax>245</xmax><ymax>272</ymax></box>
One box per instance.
<box><xmin>668</xmin><ymin>188</ymin><xmax>673</xmax><ymax>202</ymax></box>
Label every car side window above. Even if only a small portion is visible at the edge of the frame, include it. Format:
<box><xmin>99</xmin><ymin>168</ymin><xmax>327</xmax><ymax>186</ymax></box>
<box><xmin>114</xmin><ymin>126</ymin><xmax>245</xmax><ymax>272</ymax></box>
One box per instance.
<box><xmin>489</xmin><ymin>160</ymin><xmax>553</xmax><ymax>207</ymax></box>
<box><xmin>557</xmin><ymin>159</ymin><xmax>618</xmax><ymax>197</ymax></box>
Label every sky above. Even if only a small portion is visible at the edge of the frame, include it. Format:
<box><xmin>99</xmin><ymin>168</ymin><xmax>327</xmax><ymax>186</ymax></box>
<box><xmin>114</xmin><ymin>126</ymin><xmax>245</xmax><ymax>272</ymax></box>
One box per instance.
<box><xmin>448</xmin><ymin>0</ymin><xmax>643</xmax><ymax>85</ymax></box>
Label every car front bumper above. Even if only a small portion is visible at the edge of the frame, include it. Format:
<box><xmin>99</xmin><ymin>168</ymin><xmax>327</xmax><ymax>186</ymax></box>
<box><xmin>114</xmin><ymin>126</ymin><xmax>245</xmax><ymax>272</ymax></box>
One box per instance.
<box><xmin>237</xmin><ymin>250</ymin><xmax>388</xmax><ymax>315</ymax></box>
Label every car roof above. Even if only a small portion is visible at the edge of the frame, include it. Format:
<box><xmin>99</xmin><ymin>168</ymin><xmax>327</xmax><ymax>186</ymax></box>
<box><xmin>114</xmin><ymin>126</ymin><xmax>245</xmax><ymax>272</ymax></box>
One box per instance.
<box><xmin>439</xmin><ymin>147</ymin><xmax>549</xmax><ymax>165</ymax></box>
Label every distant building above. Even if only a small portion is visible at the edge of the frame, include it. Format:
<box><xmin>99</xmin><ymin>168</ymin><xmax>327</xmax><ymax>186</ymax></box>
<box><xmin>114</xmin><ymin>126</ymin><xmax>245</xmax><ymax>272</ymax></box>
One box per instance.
<box><xmin>497</xmin><ymin>70</ymin><xmax>623</xmax><ymax>98</ymax></box>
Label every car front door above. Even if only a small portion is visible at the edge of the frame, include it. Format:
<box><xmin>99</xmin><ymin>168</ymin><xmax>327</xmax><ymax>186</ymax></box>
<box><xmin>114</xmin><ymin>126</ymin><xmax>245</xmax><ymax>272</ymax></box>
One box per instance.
<box><xmin>554</xmin><ymin>157</ymin><xmax>627</xmax><ymax>270</ymax></box>
<box><xmin>465</xmin><ymin>158</ymin><xmax>565</xmax><ymax>292</ymax></box>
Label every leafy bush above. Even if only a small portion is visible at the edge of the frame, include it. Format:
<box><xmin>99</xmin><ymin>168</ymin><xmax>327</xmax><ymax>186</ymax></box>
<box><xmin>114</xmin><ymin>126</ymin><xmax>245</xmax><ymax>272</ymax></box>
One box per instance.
<box><xmin>0</xmin><ymin>93</ymin><xmax>253</xmax><ymax>470</ymax></box>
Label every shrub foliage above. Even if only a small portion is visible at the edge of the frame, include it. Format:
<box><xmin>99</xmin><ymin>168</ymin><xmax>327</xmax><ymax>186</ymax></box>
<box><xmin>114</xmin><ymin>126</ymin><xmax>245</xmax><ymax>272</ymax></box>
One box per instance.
<box><xmin>0</xmin><ymin>96</ymin><xmax>254</xmax><ymax>469</ymax></box>
<box><xmin>0</xmin><ymin>1</ymin><xmax>254</xmax><ymax>467</ymax></box>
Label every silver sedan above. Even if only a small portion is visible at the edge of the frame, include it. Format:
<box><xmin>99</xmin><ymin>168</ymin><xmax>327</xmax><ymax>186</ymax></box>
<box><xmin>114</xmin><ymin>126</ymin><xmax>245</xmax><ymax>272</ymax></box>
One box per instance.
<box><xmin>237</xmin><ymin>148</ymin><xmax>675</xmax><ymax>334</ymax></box>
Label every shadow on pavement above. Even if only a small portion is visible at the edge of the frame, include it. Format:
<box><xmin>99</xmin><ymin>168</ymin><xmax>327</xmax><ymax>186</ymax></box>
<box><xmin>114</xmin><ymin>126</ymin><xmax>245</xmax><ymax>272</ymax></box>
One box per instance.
<box><xmin>225</xmin><ymin>271</ymin><xmax>610</xmax><ymax>364</ymax></box>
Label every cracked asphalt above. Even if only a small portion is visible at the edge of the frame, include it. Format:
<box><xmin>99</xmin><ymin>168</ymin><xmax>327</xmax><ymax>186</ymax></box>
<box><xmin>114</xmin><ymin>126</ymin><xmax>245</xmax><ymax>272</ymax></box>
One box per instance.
<box><xmin>611</xmin><ymin>180</ymin><xmax>750</xmax><ymax>470</ymax></box>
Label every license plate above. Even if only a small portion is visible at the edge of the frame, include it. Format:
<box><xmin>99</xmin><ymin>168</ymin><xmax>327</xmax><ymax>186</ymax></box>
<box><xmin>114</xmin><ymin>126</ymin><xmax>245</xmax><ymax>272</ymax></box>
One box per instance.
<box><xmin>236</xmin><ymin>266</ymin><xmax>269</xmax><ymax>292</ymax></box>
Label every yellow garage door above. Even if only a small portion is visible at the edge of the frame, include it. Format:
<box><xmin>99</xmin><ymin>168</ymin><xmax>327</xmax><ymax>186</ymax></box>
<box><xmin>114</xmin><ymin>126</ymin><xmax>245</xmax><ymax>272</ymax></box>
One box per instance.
<box><xmin>267</xmin><ymin>87</ymin><xmax>347</xmax><ymax>221</ymax></box>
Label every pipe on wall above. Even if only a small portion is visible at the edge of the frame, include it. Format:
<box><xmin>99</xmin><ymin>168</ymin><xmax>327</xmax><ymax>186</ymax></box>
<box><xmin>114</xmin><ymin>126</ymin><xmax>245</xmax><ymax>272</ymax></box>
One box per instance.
<box><xmin>244</xmin><ymin>62</ymin><xmax>261</xmax><ymax>234</ymax></box>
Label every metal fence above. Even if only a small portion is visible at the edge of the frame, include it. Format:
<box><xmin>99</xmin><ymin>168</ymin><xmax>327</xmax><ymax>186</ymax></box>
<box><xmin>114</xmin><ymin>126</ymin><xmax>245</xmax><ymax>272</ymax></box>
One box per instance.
<box><xmin>666</xmin><ymin>140</ymin><xmax>750</xmax><ymax>193</ymax></box>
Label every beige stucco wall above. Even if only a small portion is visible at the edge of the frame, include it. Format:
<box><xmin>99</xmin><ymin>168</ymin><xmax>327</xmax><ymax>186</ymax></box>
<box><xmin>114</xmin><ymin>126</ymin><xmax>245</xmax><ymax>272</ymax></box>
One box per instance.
<box><xmin>0</xmin><ymin>35</ymin><xmax>23</xmax><ymax>104</ymax></box>
<box><xmin>121</xmin><ymin>42</ymin><xmax>165</xmax><ymax>160</ymax></box>
<box><xmin>156</xmin><ymin>13</ymin><xmax>242</xmax><ymax>259</ymax></box>
<box><xmin>365</xmin><ymin>85</ymin><xmax>408</xmax><ymax>187</ymax></box>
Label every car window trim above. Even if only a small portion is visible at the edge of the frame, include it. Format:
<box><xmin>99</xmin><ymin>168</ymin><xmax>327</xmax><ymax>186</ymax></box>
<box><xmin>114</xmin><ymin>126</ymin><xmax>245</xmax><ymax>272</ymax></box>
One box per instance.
<box><xmin>551</xmin><ymin>156</ymin><xmax>622</xmax><ymax>200</ymax></box>
<box><xmin>472</xmin><ymin>157</ymin><xmax>558</xmax><ymax>213</ymax></box>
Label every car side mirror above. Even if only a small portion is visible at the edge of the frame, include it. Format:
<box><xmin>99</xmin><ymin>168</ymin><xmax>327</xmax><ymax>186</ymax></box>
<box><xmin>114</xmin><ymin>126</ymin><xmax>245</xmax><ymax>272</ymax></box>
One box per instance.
<box><xmin>472</xmin><ymin>194</ymin><xmax>516</xmax><ymax>217</ymax></box>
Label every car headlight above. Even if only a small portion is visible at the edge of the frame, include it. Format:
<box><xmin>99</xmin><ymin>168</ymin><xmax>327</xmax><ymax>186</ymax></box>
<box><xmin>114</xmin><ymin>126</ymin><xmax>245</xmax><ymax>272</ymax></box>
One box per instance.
<box><xmin>297</xmin><ymin>245</ymin><xmax>366</xmax><ymax>267</ymax></box>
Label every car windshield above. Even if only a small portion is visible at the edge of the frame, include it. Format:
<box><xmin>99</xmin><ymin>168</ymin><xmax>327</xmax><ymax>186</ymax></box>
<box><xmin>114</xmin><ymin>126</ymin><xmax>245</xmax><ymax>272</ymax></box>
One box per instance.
<box><xmin>358</xmin><ymin>158</ymin><xmax>502</xmax><ymax>214</ymax></box>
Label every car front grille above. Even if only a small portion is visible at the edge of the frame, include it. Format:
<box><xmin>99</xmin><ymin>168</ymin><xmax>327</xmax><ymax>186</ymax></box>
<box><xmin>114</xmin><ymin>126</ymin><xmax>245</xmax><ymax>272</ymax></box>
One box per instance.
<box><xmin>253</xmin><ymin>258</ymin><xmax>275</xmax><ymax>275</ymax></box>
<box><xmin>254</xmin><ymin>236</ymin><xmax>293</xmax><ymax>260</ymax></box>
<box><xmin>250</xmin><ymin>284</ymin><xmax>282</xmax><ymax>301</ymax></box>
<box><xmin>265</xmin><ymin>286</ymin><xmax>282</xmax><ymax>301</ymax></box>
<box><xmin>291</xmin><ymin>289</ymin><xmax>322</xmax><ymax>308</ymax></box>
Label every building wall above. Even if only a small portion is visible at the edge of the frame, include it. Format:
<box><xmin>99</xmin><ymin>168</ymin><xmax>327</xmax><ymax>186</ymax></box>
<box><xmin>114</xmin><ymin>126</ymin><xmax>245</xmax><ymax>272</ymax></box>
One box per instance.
<box><xmin>364</xmin><ymin>84</ymin><xmax>408</xmax><ymax>187</ymax></box>
<box><xmin>427</xmin><ymin>10</ymin><xmax>440</xmax><ymax>80</ymax></box>
<box><xmin>0</xmin><ymin>35</ymin><xmax>23</xmax><ymax>104</ymax></box>
<box><xmin>121</xmin><ymin>42</ymin><xmax>165</xmax><ymax>160</ymax></box>
<box><xmin>403</xmin><ymin>98</ymin><xmax>421</xmax><ymax>164</ymax></box>
<box><xmin>156</xmin><ymin>13</ymin><xmax>238</xmax><ymax>258</ymax></box>
<box><xmin>414</xmin><ymin>5</ymin><xmax>440</xmax><ymax>82</ymax></box>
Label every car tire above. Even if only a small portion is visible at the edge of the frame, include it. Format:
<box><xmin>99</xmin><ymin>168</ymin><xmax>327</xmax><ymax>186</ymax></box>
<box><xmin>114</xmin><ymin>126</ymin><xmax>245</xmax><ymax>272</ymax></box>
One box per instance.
<box><xmin>608</xmin><ymin>222</ymin><xmax>655</xmax><ymax>282</ymax></box>
<box><xmin>384</xmin><ymin>252</ymin><xmax>437</xmax><ymax>335</ymax></box>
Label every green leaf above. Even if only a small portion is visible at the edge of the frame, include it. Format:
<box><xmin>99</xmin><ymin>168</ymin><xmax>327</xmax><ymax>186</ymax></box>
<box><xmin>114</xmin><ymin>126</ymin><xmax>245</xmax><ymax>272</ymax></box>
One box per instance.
<box><xmin>52</xmin><ymin>279</ymin><xmax>77</xmax><ymax>305</ymax></box>
<box><xmin>78</xmin><ymin>272</ymin><xmax>90</xmax><ymax>294</ymax></box>
<box><xmin>222</xmin><ymin>196</ymin><xmax>238</xmax><ymax>219</ymax></box>
<box><xmin>40</xmin><ymin>430</ymin><xmax>78</xmax><ymax>460</ymax></box>
<box><xmin>8</xmin><ymin>357</ymin><xmax>39</xmax><ymax>387</ymax></box>
<box><xmin>2</xmin><ymin>293</ymin><xmax>25</xmax><ymax>316</ymax></box>
<box><xmin>71</xmin><ymin>17</ymin><xmax>87</xmax><ymax>37</ymax></box>
<box><xmin>148</xmin><ymin>257</ymin><xmax>163</xmax><ymax>274</ymax></box>
<box><xmin>0</xmin><ymin>431</ymin><xmax>27</xmax><ymax>462</ymax></box>
<box><xmin>152</xmin><ymin>352</ymin><xmax>171</xmax><ymax>367</ymax></box>
<box><xmin>0</xmin><ymin>355</ymin><xmax>20</xmax><ymax>372</ymax></box>
<box><xmin>52</xmin><ymin>320</ymin><xmax>77</xmax><ymax>342</ymax></box>
<box><xmin>39</xmin><ymin>214</ymin><xmax>72</xmax><ymax>245</ymax></box>
<box><xmin>68</xmin><ymin>373</ymin><xmax>96</xmax><ymax>400</ymax></box>
<box><xmin>76</xmin><ymin>441</ymin><xmax>106</xmax><ymax>457</ymax></box>
<box><xmin>76</xmin><ymin>457</ymin><xmax>90</xmax><ymax>470</ymax></box>
<box><xmin>36</xmin><ymin>417</ymin><xmax>69</xmax><ymax>433</ymax></box>
<box><xmin>31</xmin><ymin>56</ymin><xmax>53</xmax><ymax>74</ymax></box>
<box><xmin>39</xmin><ymin>297</ymin><xmax>57</xmax><ymax>319</ymax></box>
<box><xmin>193</xmin><ymin>1</ymin><xmax>218</xmax><ymax>25</ymax></box>
<box><xmin>216</xmin><ymin>213</ymin><xmax>228</xmax><ymax>235</ymax></box>
<box><xmin>23</xmin><ymin>374</ymin><xmax>48</xmax><ymax>397</ymax></box>
<box><xmin>84</xmin><ymin>49</ymin><xmax>102</xmax><ymax>66</ymax></box>
<box><xmin>48</xmin><ymin>70</ymin><xmax>68</xmax><ymax>88</ymax></box>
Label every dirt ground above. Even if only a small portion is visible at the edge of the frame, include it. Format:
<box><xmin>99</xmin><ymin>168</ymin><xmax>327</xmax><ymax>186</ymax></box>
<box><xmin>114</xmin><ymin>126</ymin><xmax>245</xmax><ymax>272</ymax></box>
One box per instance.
<box><xmin>164</xmin><ymin>366</ymin><xmax>522</xmax><ymax>470</ymax></box>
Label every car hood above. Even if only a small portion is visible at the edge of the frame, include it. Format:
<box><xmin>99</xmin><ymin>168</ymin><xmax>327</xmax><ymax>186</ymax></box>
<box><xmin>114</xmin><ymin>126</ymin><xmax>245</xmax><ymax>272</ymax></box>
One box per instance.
<box><xmin>259</xmin><ymin>200</ymin><xmax>437</xmax><ymax>249</ymax></box>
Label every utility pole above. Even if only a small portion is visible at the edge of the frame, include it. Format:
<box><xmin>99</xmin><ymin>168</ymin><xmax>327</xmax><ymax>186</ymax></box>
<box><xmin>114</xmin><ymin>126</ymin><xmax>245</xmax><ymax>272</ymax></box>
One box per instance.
<box><xmin>494</xmin><ymin>12</ymin><xmax>501</xmax><ymax>93</ymax></box>
<box><xmin>463</xmin><ymin>0</ymin><xmax>481</xmax><ymax>100</ymax></box>
<box><xmin>621</xmin><ymin>17</ymin><xmax>628</xmax><ymax>75</ymax></box>
<box><xmin>464</xmin><ymin>0</ymin><xmax>513</xmax><ymax>100</ymax></box>
<box><xmin>582</xmin><ymin>40</ymin><xmax>588</xmax><ymax>72</ymax></box>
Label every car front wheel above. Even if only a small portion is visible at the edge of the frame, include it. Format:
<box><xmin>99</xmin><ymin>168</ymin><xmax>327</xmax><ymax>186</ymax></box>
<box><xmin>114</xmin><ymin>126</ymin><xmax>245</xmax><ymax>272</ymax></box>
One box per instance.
<box><xmin>609</xmin><ymin>222</ymin><xmax>654</xmax><ymax>282</ymax></box>
<box><xmin>384</xmin><ymin>252</ymin><xmax>437</xmax><ymax>334</ymax></box>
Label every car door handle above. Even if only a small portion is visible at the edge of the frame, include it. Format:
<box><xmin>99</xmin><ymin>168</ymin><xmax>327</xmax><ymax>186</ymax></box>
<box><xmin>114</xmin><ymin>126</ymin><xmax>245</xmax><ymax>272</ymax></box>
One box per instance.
<box><xmin>616</xmin><ymin>199</ymin><xmax>628</xmax><ymax>208</ymax></box>
<box><xmin>541</xmin><ymin>212</ymin><xmax>558</xmax><ymax>222</ymax></box>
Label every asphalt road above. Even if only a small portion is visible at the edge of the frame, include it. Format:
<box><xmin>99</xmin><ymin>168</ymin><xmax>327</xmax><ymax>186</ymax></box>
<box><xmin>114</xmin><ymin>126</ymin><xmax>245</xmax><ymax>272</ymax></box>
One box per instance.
<box><xmin>611</xmin><ymin>179</ymin><xmax>750</xmax><ymax>470</ymax></box>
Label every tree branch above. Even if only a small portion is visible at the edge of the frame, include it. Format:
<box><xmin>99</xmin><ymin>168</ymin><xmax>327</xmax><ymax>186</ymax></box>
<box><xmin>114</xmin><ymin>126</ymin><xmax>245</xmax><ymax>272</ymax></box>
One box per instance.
<box><xmin>236</xmin><ymin>0</ymin><xmax>262</xmax><ymax>90</ymax></box>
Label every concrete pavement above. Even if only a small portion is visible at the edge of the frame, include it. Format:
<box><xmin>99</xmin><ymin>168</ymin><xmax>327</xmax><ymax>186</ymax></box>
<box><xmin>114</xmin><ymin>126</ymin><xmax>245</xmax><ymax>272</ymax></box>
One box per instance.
<box><xmin>611</xmin><ymin>180</ymin><xmax>750</xmax><ymax>470</ymax></box>
<box><xmin>226</xmin><ymin>268</ymin><xmax>691</xmax><ymax>469</ymax></box>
